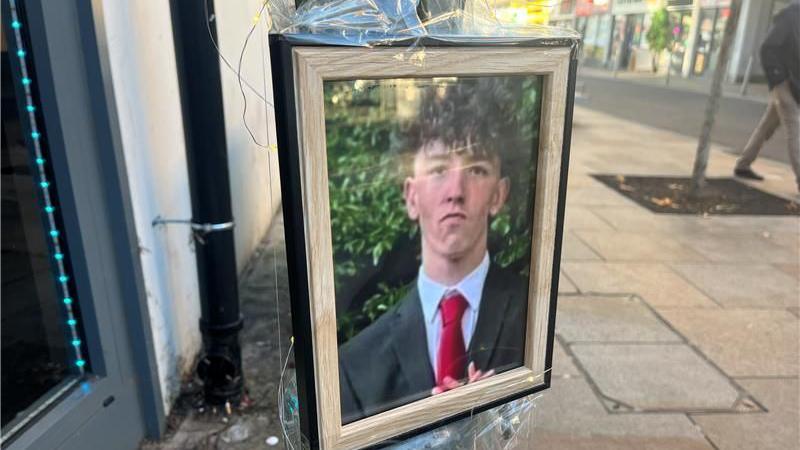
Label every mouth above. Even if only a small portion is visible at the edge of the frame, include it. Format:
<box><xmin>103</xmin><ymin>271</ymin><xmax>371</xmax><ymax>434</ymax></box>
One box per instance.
<box><xmin>440</xmin><ymin>212</ymin><xmax>467</xmax><ymax>224</ymax></box>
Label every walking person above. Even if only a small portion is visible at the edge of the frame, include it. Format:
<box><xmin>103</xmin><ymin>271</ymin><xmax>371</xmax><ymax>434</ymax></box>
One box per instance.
<box><xmin>734</xmin><ymin>1</ymin><xmax>800</xmax><ymax>192</ymax></box>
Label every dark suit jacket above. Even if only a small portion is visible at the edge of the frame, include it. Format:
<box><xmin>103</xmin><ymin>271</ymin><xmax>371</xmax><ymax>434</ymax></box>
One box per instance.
<box><xmin>338</xmin><ymin>264</ymin><xmax>527</xmax><ymax>424</ymax></box>
<box><xmin>761</xmin><ymin>3</ymin><xmax>800</xmax><ymax>103</ymax></box>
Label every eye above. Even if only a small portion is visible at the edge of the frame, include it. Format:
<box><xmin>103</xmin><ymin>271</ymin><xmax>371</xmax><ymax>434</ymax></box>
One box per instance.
<box><xmin>467</xmin><ymin>165</ymin><xmax>489</xmax><ymax>176</ymax></box>
<box><xmin>428</xmin><ymin>165</ymin><xmax>447</xmax><ymax>176</ymax></box>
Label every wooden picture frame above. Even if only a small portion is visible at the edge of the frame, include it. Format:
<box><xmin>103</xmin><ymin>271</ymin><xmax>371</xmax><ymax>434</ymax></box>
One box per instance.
<box><xmin>269</xmin><ymin>35</ymin><xmax>578</xmax><ymax>450</ymax></box>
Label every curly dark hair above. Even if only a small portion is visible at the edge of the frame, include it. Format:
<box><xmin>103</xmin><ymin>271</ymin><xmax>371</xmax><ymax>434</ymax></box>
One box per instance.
<box><xmin>395</xmin><ymin>76</ymin><xmax>533</xmax><ymax>175</ymax></box>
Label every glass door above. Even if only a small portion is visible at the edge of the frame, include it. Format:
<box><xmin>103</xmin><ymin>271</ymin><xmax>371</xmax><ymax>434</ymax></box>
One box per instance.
<box><xmin>2</xmin><ymin>33</ymin><xmax>89</xmax><ymax>436</ymax></box>
<box><xmin>692</xmin><ymin>7</ymin><xmax>728</xmax><ymax>76</ymax></box>
<box><xmin>1</xmin><ymin>1</ymin><xmax>162</xmax><ymax>448</ymax></box>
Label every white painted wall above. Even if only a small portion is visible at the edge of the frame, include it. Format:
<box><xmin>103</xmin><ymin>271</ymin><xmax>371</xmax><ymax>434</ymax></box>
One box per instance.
<box><xmin>214</xmin><ymin>0</ymin><xmax>282</xmax><ymax>273</ymax></box>
<box><xmin>100</xmin><ymin>0</ymin><xmax>202</xmax><ymax>414</ymax></box>
<box><xmin>99</xmin><ymin>0</ymin><xmax>282</xmax><ymax>415</ymax></box>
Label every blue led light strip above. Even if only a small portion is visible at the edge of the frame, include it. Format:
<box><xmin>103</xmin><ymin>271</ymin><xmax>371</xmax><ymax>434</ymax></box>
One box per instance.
<box><xmin>8</xmin><ymin>0</ymin><xmax>86</xmax><ymax>374</ymax></box>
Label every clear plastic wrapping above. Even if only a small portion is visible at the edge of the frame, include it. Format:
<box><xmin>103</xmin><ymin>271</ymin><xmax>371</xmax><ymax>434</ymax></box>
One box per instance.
<box><xmin>268</xmin><ymin>0</ymin><xmax>580</xmax><ymax>49</ymax></box>
<box><xmin>384</xmin><ymin>394</ymin><xmax>539</xmax><ymax>449</ymax></box>
<box><xmin>281</xmin><ymin>367</ymin><xmax>542</xmax><ymax>449</ymax></box>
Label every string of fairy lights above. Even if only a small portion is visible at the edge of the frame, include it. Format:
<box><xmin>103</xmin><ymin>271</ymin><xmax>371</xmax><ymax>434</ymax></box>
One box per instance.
<box><xmin>7</xmin><ymin>0</ymin><xmax>86</xmax><ymax>374</ymax></box>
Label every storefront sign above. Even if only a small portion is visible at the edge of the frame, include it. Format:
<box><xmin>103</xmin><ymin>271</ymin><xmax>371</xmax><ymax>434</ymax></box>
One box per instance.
<box><xmin>667</xmin><ymin>0</ymin><xmax>693</xmax><ymax>8</ymax></box>
<box><xmin>700</xmin><ymin>0</ymin><xmax>731</xmax><ymax>7</ymax></box>
<box><xmin>612</xmin><ymin>0</ymin><xmax>660</xmax><ymax>15</ymax></box>
<box><xmin>576</xmin><ymin>0</ymin><xmax>610</xmax><ymax>17</ymax></box>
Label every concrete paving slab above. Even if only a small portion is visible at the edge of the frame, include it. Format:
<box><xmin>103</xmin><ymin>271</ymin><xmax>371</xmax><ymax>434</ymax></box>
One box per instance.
<box><xmin>589</xmin><ymin>205</ymin><xmax>731</xmax><ymax>235</ymax></box>
<box><xmin>562</xmin><ymin>232</ymin><xmax>603</xmax><ymax>261</ymax></box>
<box><xmin>658</xmin><ymin>309</ymin><xmax>799</xmax><ymax>377</ymax></box>
<box><xmin>529</xmin><ymin>433</ymin><xmax>714</xmax><ymax>450</ymax></box>
<box><xmin>573</xmin><ymin>150</ymin><xmax>693</xmax><ymax>180</ymax></box>
<box><xmin>692</xmin><ymin>378</ymin><xmax>799</xmax><ymax>450</ymax></box>
<box><xmin>562</xmin><ymin>262</ymin><xmax>718</xmax><ymax>308</ymax></box>
<box><xmin>575</xmin><ymin>231</ymin><xmax>708</xmax><ymax>262</ymax></box>
<box><xmin>552</xmin><ymin>339</ymin><xmax>581</xmax><ymax>378</ymax></box>
<box><xmin>676</xmin><ymin>232</ymin><xmax>799</xmax><ymax>264</ymax></box>
<box><xmin>531</xmin><ymin>377</ymin><xmax>713</xmax><ymax>450</ymax></box>
<box><xmin>671</xmin><ymin>263</ymin><xmax>800</xmax><ymax>309</ymax></box>
<box><xmin>556</xmin><ymin>295</ymin><xmax>681</xmax><ymax>343</ymax></box>
<box><xmin>566</xmin><ymin>168</ymin><xmax>601</xmax><ymax>188</ymax></box>
<box><xmin>774</xmin><ymin>264</ymin><xmax>799</xmax><ymax>278</ymax></box>
<box><xmin>761</xmin><ymin>230</ymin><xmax>800</xmax><ymax>250</ymax></box>
<box><xmin>706</xmin><ymin>216</ymin><xmax>800</xmax><ymax>234</ymax></box>
<box><xmin>558</xmin><ymin>271</ymin><xmax>579</xmax><ymax>294</ymax></box>
<box><xmin>571</xmin><ymin>344</ymin><xmax>740</xmax><ymax>412</ymax></box>
<box><xmin>773</xmin><ymin>264</ymin><xmax>800</xmax><ymax>283</ymax></box>
<box><xmin>563</xmin><ymin>206</ymin><xmax>615</xmax><ymax>231</ymax></box>
<box><xmin>565</xmin><ymin>182</ymin><xmax>639</xmax><ymax>208</ymax></box>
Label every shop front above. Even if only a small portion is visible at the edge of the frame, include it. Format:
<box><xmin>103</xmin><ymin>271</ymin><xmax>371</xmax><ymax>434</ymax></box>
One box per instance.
<box><xmin>577</xmin><ymin>0</ymin><xmax>614</xmax><ymax>66</ymax></box>
<box><xmin>690</xmin><ymin>0</ymin><xmax>731</xmax><ymax>76</ymax></box>
<box><xmin>549</xmin><ymin>0</ymin><xmax>578</xmax><ymax>30</ymax></box>
<box><xmin>667</xmin><ymin>0</ymin><xmax>695</xmax><ymax>76</ymax></box>
<box><xmin>609</xmin><ymin>0</ymin><xmax>660</xmax><ymax>71</ymax></box>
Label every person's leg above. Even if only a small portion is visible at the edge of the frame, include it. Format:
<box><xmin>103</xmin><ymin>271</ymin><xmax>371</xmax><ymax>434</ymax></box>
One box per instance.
<box><xmin>771</xmin><ymin>82</ymin><xmax>800</xmax><ymax>190</ymax></box>
<box><xmin>735</xmin><ymin>92</ymin><xmax>781</xmax><ymax>174</ymax></box>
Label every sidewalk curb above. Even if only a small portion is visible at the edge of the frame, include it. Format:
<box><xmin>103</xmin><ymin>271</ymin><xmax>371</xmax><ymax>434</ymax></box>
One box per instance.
<box><xmin>579</xmin><ymin>69</ymin><xmax>769</xmax><ymax>106</ymax></box>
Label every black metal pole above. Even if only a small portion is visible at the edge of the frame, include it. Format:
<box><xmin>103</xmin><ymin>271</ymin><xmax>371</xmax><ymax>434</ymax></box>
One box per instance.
<box><xmin>169</xmin><ymin>0</ymin><xmax>243</xmax><ymax>406</ymax></box>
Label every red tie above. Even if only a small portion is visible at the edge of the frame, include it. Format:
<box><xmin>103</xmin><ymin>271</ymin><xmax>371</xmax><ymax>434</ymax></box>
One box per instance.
<box><xmin>436</xmin><ymin>292</ymin><xmax>468</xmax><ymax>386</ymax></box>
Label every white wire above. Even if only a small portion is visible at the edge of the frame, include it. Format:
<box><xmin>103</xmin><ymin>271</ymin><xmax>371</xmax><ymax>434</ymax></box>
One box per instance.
<box><xmin>255</xmin><ymin>4</ymin><xmax>298</xmax><ymax>448</ymax></box>
<box><xmin>205</xmin><ymin>0</ymin><xmax>272</xmax><ymax>149</ymax></box>
<box><xmin>204</xmin><ymin>0</ymin><xmax>273</xmax><ymax>107</ymax></box>
<box><xmin>278</xmin><ymin>340</ymin><xmax>296</xmax><ymax>450</ymax></box>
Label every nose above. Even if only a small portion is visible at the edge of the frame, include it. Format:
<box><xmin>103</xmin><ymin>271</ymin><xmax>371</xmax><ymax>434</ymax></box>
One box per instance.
<box><xmin>443</xmin><ymin>166</ymin><xmax>466</xmax><ymax>204</ymax></box>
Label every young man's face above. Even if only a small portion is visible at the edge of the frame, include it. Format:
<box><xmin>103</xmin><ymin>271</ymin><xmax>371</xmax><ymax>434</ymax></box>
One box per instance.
<box><xmin>403</xmin><ymin>140</ymin><xmax>510</xmax><ymax>262</ymax></box>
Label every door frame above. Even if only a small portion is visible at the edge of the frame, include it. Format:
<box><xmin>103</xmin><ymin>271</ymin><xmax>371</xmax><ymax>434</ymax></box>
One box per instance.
<box><xmin>2</xmin><ymin>0</ymin><xmax>164</xmax><ymax>447</ymax></box>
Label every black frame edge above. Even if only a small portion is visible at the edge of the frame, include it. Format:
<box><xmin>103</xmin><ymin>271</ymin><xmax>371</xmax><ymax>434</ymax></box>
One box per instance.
<box><xmin>269</xmin><ymin>36</ymin><xmax>321</xmax><ymax>449</ymax></box>
<box><xmin>543</xmin><ymin>52</ymin><xmax>578</xmax><ymax>390</ymax></box>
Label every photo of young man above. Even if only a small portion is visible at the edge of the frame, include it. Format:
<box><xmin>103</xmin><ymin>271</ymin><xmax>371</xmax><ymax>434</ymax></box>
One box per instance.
<box><xmin>334</xmin><ymin>78</ymin><xmax>538</xmax><ymax>424</ymax></box>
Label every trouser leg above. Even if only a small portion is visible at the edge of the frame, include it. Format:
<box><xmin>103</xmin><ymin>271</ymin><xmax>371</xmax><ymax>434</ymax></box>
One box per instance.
<box><xmin>772</xmin><ymin>82</ymin><xmax>800</xmax><ymax>187</ymax></box>
<box><xmin>735</xmin><ymin>94</ymin><xmax>781</xmax><ymax>170</ymax></box>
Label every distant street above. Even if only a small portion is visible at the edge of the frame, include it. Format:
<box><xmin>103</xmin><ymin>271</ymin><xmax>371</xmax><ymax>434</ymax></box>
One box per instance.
<box><xmin>577</xmin><ymin>74</ymin><xmax>790</xmax><ymax>166</ymax></box>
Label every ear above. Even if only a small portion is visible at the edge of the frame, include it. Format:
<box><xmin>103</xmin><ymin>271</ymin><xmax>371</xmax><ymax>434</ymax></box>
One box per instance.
<box><xmin>489</xmin><ymin>177</ymin><xmax>510</xmax><ymax>216</ymax></box>
<box><xmin>403</xmin><ymin>177</ymin><xmax>419</xmax><ymax>220</ymax></box>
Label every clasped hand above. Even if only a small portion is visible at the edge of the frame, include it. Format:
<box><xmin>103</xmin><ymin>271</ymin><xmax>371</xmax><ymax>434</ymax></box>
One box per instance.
<box><xmin>431</xmin><ymin>362</ymin><xmax>495</xmax><ymax>395</ymax></box>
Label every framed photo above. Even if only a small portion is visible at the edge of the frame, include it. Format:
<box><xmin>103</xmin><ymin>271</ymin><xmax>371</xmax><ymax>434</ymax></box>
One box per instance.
<box><xmin>270</xmin><ymin>35</ymin><xmax>577</xmax><ymax>449</ymax></box>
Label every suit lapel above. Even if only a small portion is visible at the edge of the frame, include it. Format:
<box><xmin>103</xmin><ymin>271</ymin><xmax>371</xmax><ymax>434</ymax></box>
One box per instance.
<box><xmin>468</xmin><ymin>265</ymin><xmax>513</xmax><ymax>371</ymax></box>
<box><xmin>390</xmin><ymin>286</ymin><xmax>435</xmax><ymax>393</ymax></box>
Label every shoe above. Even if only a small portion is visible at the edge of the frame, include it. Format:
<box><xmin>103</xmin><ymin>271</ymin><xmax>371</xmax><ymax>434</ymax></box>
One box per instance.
<box><xmin>734</xmin><ymin>167</ymin><xmax>764</xmax><ymax>181</ymax></box>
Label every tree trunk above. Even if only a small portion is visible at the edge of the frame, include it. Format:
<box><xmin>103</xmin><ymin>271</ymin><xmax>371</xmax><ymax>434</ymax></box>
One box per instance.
<box><xmin>690</xmin><ymin>0</ymin><xmax>742</xmax><ymax>195</ymax></box>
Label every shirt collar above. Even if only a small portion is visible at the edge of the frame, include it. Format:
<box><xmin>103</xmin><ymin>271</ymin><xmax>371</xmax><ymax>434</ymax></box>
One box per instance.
<box><xmin>418</xmin><ymin>252</ymin><xmax>490</xmax><ymax>324</ymax></box>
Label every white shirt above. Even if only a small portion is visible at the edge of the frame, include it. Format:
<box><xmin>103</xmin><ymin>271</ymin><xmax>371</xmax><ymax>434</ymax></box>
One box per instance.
<box><xmin>417</xmin><ymin>253</ymin><xmax>490</xmax><ymax>378</ymax></box>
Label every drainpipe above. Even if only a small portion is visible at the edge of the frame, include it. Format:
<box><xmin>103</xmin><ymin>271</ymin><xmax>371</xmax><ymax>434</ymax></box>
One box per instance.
<box><xmin>168</xmin><ymin>0</ymin><xmax>244</xmax><ymax>406</ymax></box>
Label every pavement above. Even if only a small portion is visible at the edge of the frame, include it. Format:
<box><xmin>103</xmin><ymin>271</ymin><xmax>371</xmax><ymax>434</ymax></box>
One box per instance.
<box><xmin>579</xmin><ymin>66</ymin><xmax>771</xmax><ymax>103</ymax></box>
<box><xmin>530</xmin><ymin>106</ymin><xmax>799</xmax><ymax>450</ymax></box>
<box><xmin>577</xmin><ymin>67</ymin><xmax>793</xmax><ymax>167</ymax></box>
<box><xmin>143</xmin><ymin>106</ymin><xmax>799</xmax><ymax>449</ymax></box>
